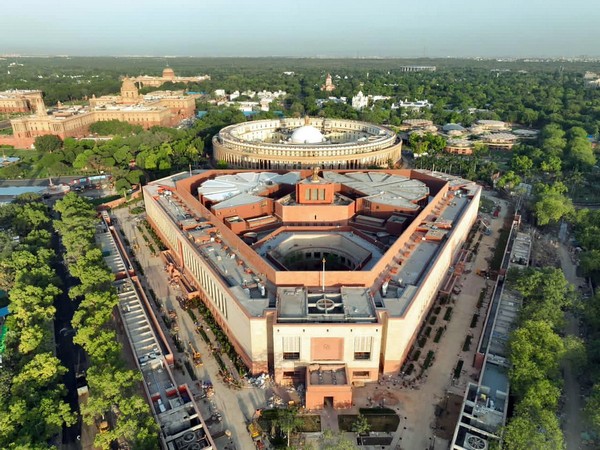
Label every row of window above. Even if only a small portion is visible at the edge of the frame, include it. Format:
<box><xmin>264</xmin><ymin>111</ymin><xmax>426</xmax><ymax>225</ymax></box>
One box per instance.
<box><xmin>282</xmin><ymin>351</ymin><xmax>371</xmax><ymax>361</ymax></box>
<box><xmin>282</xmin><ymin>370</ymin><xmax>371</xmax><ymax>379</ymax></box>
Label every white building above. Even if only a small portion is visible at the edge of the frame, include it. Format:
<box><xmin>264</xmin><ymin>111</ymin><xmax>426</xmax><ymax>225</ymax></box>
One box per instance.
<box><xmin>393</xmin><ymin>99</ymin><xmax>432</xmax><ymax>110</ymax></box>
<box><xmin>352</xmin><ymin>91</ymin><xmax>369</xmax><ymax>110</ymax></box>
<box><xmin>214</xmin><ymin>89</ymin><xmax>226</xmax><ymax>97</ymax></box>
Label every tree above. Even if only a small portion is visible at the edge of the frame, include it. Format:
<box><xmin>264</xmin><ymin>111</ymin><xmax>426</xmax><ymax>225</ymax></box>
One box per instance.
<box><xmin>275</xmin><ymin>406</ymin><xmax>302</xmax><ymax>448</ymax></box>
<box><xmin>511</xmin><ymin>155</ymin><xmax>534</xmax><ymax>176</ymax></box>
<box><xmin>319</xmin><ymin>429</ymin><xmax>357</xmax><ymax>450</ymax></box>
<box><xmin>533</xmin><ymin>182</ymin><xmax>574</xmax><ymax>226</ymax></box>
<box><xmin>508</xmin><ymin>320</ymin><xmax>565</xmax><ymax>398</ymax></box>
<box><xmin>34</xmin><ymin>134</ymin><xmax>63</xmax><ymax>153</ymax></box>
<box><xmin>351</xmin><ymin>414</ymin><xmax>371</xmax><ymax>435</ymax></box>
<box><xmin>503</xmin><ymin>407</ymin><xmax>564</xmax><ymax>450</ymax></box>
<box><xmin>496</xmin><ymin>171</ymin><xmax>521</xmax><ymax>191</ymax></box>
<box><xmin>568</xmin><ymin>137</ymin><xmax>596</xmax><ymax>170</ymax></box>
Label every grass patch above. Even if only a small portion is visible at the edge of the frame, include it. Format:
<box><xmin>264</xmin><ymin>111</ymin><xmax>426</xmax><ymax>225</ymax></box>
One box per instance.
<box><xmin>434</xmin><ymin>306</ymin><xmax>441</xmax><ymax>314</ymax></box>
<box><xmin>453</xmin><ymin>360</ymin><xmax>464</xmax><ymax>379</ymax></box>
<box><xmin>470</xmin><ymin>314</ymin><xmax>479</xmax><ymax>328</ymax></box>
<box><xmin>433</xmin><ymin>327</ymin><xmax>444</xmax><ymax>343</ymax></box>
<box><xmin>297</xmin><ymin>415</ymin><xmax>321</xmax><ymax>432</ymax></box>
<box><xmin>424</xmin><ymin>326</ymin><xmax>432</xmax><ymax>337</ymax></box>
<box><xmin>418</xmin><ymin>337</ymin><xmax>427</xmax><ymax>348</ymax></box>
<box><xmin>405</xmin><ymin>363</ymin><xmax>414</xmax><ymax>376</ymax></box>
<box><xmin>490</xmin><ymin>228</ymin><xmax>510</xmax><ymax>271</ymax></box>
<box><xmin>443</xmin><ymin>307</ymin><xmax>453</xmax><ymax>321</ymax></box>
<box><xmin>412</xmin><ymin>350</ymin><xmax>421</xmax><ymax>361</ymax></box>
<box><xmin>463</xmin><ymin>335</ymin><xmax>472</xmax><ymax>352</ymax></box>
<box><xmin>259</xmin><ymin>411</ymin><xmax>321</xmax><ymax>433</ymax></box>
<box><xmin>339</xmin><ymin>411</ymin><xmax>399</xmax><ymax>432</ymax></box>
<box><xmin>429</xmin><ymin>315</ymin><xmax>437</xmax><ymax>325</ymax></box>
<box><xmin>87</xmin><ymin>194</ymin><xmax>121</xmax><ymax>206</ymax></box>
<box><xmin>479</xmin><ymin>196</ymin><xmax>495</xmax><ymax>213</ymax></box>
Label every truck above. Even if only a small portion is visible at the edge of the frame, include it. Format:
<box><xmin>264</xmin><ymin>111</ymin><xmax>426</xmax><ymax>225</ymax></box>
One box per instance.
<box><xmin>189</xmin><ymin>341</ymin><xmax>203</xmax><ymax>366</ymax></box>
<box><xmin>247</xmin><ymin>422</ymin><xmax>265</xmax><ymax>449</ymax></box>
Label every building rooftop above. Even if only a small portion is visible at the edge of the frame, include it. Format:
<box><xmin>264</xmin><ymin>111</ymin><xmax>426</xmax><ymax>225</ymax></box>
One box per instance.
<box><xmin>277</xmin><ymin>287</ymin><xmax>377</xmax><ymax>323</ymax></box>
<box><xmin>147</xmin><ymin>169</ymin><xmax>481</xmax><ymax>326</ymax></box>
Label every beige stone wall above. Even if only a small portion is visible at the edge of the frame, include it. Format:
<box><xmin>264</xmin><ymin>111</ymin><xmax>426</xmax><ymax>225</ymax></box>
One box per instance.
<box><xmin>273</xmin><ymin>323</ymin><xmax>382</xmax><ymax>384</ymax></box>
<box><xmin>381</xmin><ymin>188</ymin><xmax>481</xmax><ymax>374</ymax></box>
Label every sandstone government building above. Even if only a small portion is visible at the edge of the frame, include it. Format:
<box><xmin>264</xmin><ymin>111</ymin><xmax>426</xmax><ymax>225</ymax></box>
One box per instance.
<box><xmin>143</xmin><ymin>168</ymin><xmax>480</xmax><ymax>409</ymax></box>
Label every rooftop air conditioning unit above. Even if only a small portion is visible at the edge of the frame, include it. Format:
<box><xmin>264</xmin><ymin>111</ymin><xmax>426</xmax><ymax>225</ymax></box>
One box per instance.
<box><xmin>464</xmin><ymin>433</ymin><xmax>488</xmax><ymax>450</ymax></box>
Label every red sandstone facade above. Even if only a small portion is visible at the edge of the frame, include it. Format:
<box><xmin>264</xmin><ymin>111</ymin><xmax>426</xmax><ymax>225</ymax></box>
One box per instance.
<box><xmin>143</xmin><ymin>169</ymin><xmax>481</xmax><ymax>409</ymax></box>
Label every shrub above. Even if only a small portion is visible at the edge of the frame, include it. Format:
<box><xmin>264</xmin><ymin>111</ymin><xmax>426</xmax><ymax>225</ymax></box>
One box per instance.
<box><xmin>443</xmin><ymin>307</ymin><xmax>453</xmax><ymax>321</ymax></box>
<box><xmin>433</xmin><ymin>327</ymin><xmax>444</xmax><ymax>343</ymax></box>
<box><xmin>423</xmin><ymin>351</ymin><xmax>435</xmax><ymax>370</ymax></box>
<box><xmin>463</xmin><ymin>335</ymin><xmax>472</xmax><ymax>351</ymax></box>
<box><xmin>470</xmin><ymin>314</ymin><xmax>479</xmax><ymax>328</ymax></box>
<box><xmin>453</xmin><ymin>360</ymin><xmax>464</xmax><ymax>379</ymax></box>
<box><xmin>429</xmin><ymin>315</ymin><xmax>437</xmax><ymax>325</ymax></box>
<box><xmin>424</xmin><ymin>326</ymin><xmax>432</xmax><ymax>337</ymax></box>
<box><xmin>412</xmin><ymin>350</ymin><xmax>421</xmax><ymax>361</ymax></box>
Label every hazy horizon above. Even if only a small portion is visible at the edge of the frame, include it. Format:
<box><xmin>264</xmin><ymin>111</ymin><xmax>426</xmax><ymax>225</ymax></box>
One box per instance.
<box><xmin>1</xmin><ymin>0</ymin><xmax>599</xmax><ymax>58</ymax></box>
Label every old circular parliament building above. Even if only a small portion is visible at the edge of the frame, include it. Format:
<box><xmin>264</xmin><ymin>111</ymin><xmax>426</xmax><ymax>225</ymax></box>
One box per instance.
<box><xmin>213</xmin><ymin>117</ymin><xmax>403</xmax><ymax>170</ymax></box>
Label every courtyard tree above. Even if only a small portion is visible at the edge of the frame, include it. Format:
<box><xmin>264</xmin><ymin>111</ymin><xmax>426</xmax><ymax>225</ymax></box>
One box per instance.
<box><xmin>351</xmin><ymin>414</ymin><xmax>371</xmax><ymax>435</ymax></box>
<box><xmin>275</xmin><ymin>406</ymin><xmax>302</xmax><ymax>448</ymax></box>
<box><xmin>34</xmin><ymin>134</ymin><xmax>63</xmax><ymax>153</ymax></box>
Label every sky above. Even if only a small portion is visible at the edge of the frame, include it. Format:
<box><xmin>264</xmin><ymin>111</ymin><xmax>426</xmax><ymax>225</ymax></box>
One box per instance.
<box><xmin>1</xmin><ymin>0</ymin><xmax>599</xmax><ymax>58</ymax></box>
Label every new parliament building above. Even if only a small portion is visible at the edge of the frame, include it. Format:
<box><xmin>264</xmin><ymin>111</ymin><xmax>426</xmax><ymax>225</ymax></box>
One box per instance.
<box><xmin>144</xmin><ymin>168</ymin><xmax>480</xmax><ymax>409</ymax></box>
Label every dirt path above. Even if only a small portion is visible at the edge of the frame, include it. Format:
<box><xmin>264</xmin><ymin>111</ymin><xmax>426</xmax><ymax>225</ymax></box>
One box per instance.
<box><xmin>558</xmin><ymin>243</ymin><xmax>584</xmax><ymax>450</ymax></box>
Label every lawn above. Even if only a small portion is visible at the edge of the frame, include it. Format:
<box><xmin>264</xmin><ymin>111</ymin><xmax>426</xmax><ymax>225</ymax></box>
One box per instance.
<box><xmin>338</xmin><ymin>408</ymin><xmax>399</xmax><ymax>432</ymax></box>
<box><xmin>258</xmin><ymin>410</ymin><xmax>321</xmax><ymax>433</ymax></box>
<box><xmin>490</xmin><ymin>228</ymin><xmax>510</xmax><ymax>271</ymax></box>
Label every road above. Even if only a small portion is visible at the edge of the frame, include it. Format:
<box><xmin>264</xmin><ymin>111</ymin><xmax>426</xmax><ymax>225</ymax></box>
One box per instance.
<box><xmin>51</xmin><ymin>227</ymin><xmax>86</xmax><ymax>447</ymax></box>
<box><xmin>0</xmin><ymin>176</ymin><xmax>83</xmax><ymax>187</ymax></box>
<box><xmin>112</xmin><ymin>208</ymin><xmax>267</xmax><ymax>450</ymax></box>
<box><xmin>558</xmin><ymin>242</ymin><xmax>585</xmax><ymax>450</ymax></box>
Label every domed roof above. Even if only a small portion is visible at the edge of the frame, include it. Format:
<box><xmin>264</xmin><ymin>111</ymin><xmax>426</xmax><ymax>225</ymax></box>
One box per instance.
<box><xmin>442</xmin><ymin>123</ymin><xmax>465</xmax><ymax>132</ymax></box>
<box><xmin>162</xmin><ymin>67</ymin><xmax>175</xmax><ymax>78</ymax></box>
<box><xmin>291</xmin><ymin>125</ymin><xmax>325</xmax><ymax>144</ymax></box>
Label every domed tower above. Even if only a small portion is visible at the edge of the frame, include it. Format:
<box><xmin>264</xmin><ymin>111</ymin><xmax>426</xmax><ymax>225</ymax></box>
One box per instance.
<box><xmin>321</xmin><ymin>73</ymin><xmax>336</xmax><ymax>92</ymax></box>
<box><xmin>120</xmin><ymin>78</ymin><xmax>139</xmax><ymax>104</ymax></box>
<box><xmin>162</xmin><ymin>67</ymin><xmax>176</xmax><ymax>81</ymax></box>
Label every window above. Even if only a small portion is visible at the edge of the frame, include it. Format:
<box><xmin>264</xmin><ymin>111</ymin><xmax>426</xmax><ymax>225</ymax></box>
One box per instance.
<box><xmin>353</xmin><ymin>371</ymin><xmax>370</xmax><ymax>378</ymax></box>
<box><xmin>305</xmin><ymin>189</ymin><xmax>311</xmax><ymax>201</ymax></box>
<box><xmin>354</xmin><ymin>352</ymin><xmax>371</xmax><ymax>360</ymax></box>
<box><xmin>283</xmin><ymin>371</ymin><xmax>296</xmax><ymax>378</ymax></box>
<box><xmin>283</xmin><ymin>352</ymin><xmax>300</xmax><ymax>360</ymax></box>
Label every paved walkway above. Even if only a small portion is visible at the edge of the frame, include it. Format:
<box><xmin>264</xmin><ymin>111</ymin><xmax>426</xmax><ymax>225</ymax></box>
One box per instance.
<box><xmin>349</xmin><ymin>194</ymin><xmax>510</xmax><ymax>450</ymax></box>
<box><xmin>112</xmin><ymin>208</ymin><xmax>268</xmax><ymax>450</ymax></box>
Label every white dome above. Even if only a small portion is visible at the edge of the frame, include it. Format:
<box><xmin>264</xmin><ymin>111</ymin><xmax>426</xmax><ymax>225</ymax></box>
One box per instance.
<box><xmin>291</xmin><ymin>125</ymin><xmax>325</xmax><ymax>144</ymax></box>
